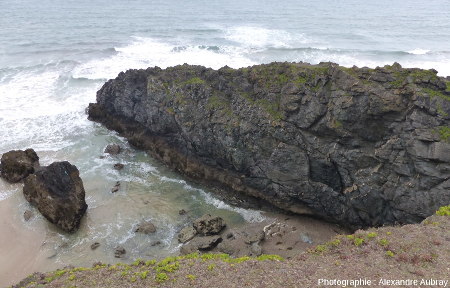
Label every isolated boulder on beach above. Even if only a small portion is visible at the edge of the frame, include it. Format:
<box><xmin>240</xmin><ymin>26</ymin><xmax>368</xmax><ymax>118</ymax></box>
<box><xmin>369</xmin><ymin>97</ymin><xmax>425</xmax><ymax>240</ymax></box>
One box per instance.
<box><xmin>0</xmin><ymin>149</ymin><xmax>39</xmax><ymax>183</ymax></box>
<box><xmin>23</xmin><ymin>161</ymin><xmax>88</xmax><ymax>233</ymax></box>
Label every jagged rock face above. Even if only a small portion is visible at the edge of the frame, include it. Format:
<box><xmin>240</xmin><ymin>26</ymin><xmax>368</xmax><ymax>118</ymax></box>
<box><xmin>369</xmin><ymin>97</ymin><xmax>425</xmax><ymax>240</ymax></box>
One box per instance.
<box><xmin>88</xmin><ymin>62</ymin><xmax>450</xmax><ymax>229</ymax></box>
<box><xmin>23</xmin><ymin>161</ymin><xmax>88</xmax><ymax>232</ymax></box>
<box><xmin>0</xmin><ymin>149</ymin><xmax>39</xmax><ymax>183</ymax></box>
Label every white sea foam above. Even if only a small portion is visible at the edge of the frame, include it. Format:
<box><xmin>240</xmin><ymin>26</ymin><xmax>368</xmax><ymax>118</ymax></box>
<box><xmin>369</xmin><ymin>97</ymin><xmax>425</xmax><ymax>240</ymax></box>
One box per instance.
<box><xmin>72</xmin><ymin>37</ymin><xmax>255</xmax><ymax>80</ymax></box>
<box><xmin>198</xmin><ymin>190</ymin><xmax>266</xmax><ymax>223</ymax></box>
<box><xmin>0</xmin><ymin>64</ymin><xmax>99</xmax><ymax>152</ymax></box>
<box><xmin>225</xmin><ymin>26</ymin><xmax>293</xmax><ymax>48</ymax></box>
<box><xmin>287</xmin><ymin>48</ymin><xmax>450</xmax><ymax>77</ymax></box>
<box><xmin>158</xmin><ymin>175</ymin><xmax>265</xmax><ymax>222</ymax></box>
<box><xmin>407</xmin><ymin>48</ymin><xmax>430</xmax><ymax>55</ymax></box>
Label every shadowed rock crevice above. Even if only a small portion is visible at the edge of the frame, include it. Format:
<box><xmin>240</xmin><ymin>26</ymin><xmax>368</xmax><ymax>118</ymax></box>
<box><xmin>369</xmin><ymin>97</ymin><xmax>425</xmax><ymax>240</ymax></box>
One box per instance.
<box><xmin>88</xmin><ymin>62</ymin><xmax>450</xmax><ymax>229</ymax></box>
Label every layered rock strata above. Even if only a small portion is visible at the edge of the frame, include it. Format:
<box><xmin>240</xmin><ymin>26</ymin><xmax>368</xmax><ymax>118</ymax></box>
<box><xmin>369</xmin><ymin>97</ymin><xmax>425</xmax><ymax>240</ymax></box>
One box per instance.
<box><xmin>88</xmin><ymin>62</ymin><xmax>450</xmax><ymax>228</ymax></box>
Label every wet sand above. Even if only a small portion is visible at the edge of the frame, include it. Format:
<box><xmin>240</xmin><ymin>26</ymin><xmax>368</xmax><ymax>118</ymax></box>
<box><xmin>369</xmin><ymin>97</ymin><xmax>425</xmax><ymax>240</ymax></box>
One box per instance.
<box><xmin>0</xmin><ymin>197</ymin><xmax>47</xmax><ymax>287</ymax></box>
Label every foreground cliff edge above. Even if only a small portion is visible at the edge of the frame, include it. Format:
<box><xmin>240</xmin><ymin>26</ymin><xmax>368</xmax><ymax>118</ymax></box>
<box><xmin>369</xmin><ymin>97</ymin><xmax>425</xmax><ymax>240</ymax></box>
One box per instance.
<box><xmin>12</xmin><ymin>207</ymin><xmax>450</xmax><ymax>288</ymax></box>
<box><xmin>88</xmin><ymin>62</ymin><xmax>450</xmax><ymax>229</ymax></box>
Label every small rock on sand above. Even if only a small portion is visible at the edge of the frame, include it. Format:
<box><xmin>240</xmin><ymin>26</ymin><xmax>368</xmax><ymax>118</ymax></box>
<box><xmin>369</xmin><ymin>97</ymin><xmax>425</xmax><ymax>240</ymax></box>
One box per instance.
<box><xmin>135</xmin><ymin>221</ymin><xmax>157</xmax><ymax>234</ymax></box>
<box><xmin>114</xmin><ymin>246</ymin><xmax>126</xmax><ymax>258</ymax></box>
<box><xmin>24</xmin><ymin>210</ymin><xmax>33</xmax><ymax>221</ymax></box>
<box><xmin>111</xmin><ymin>181</ymin><xmax>120</xmax><ymax>193</ymax></box>
<box><xmin>90</xmin><ymin>242</ymin><xmax>100</xmax><ymax>250</ymax></box>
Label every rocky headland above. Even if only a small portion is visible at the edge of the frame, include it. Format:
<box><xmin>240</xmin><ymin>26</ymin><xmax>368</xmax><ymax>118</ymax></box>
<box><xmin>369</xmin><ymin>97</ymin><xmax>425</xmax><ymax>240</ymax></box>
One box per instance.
<box><xmin>88</xmin><ymin>62</ymin><xmax>450</xmax><ymax>229</ymax></box>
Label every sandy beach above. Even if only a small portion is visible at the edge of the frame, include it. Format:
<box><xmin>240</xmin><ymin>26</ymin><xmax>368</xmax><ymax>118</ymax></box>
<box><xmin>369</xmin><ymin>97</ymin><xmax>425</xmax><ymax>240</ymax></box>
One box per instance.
<box><xmin>0</xmin><ymin>194</ymin><xmax>47</xmax><ymax>287</ymax></box>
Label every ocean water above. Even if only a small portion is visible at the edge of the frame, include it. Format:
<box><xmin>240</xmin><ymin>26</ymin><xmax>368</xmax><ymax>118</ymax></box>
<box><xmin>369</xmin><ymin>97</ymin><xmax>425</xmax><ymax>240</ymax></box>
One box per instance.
<box><xmin>1</xmin><ymin>0</ymin><xmax>450</xmax><ymax>277</ymax></box>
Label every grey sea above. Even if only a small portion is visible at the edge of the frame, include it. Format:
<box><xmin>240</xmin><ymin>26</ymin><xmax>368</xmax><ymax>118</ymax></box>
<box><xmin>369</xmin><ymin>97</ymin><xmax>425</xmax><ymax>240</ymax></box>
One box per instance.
<box><xmin>1</xmin><ymin>0</ymin><xmax>449</xmax><ymax>285</ymax></box>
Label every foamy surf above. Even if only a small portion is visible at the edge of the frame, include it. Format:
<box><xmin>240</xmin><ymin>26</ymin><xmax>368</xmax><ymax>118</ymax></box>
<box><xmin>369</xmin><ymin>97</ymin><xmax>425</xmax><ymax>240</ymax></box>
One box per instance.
<box><xmin>224</xmin><ymin>26</ymin><xmax>299</xmax><ymax>49</ymax></box>
<box><xmin>407</xmin><ymin>48</ymin><xmax>431</xmax><ymax>55</ymax></box>
<box><xmin>72</xmin><ymin>37</ymin><xmax>256</xmax><ymax>80</ymax></box>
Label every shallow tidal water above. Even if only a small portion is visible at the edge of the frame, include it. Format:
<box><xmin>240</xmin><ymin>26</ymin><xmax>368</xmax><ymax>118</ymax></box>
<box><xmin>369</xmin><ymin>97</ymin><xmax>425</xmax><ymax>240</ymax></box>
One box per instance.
<box><xmin>1</xmin><ymin>0</ymin><xmax>449</xmax><ymax>286</ymax></box>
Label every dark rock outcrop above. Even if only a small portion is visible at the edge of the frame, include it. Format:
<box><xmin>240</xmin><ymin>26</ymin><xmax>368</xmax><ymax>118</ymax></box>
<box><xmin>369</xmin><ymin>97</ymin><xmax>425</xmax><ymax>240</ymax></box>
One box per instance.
<box><xmin>0</xmin><ymin>149</ymin><xmax>39</xmax><ymax>183</ymax></box>
<box><xmin>193</xmin><ymin>214</ymin><xmax>226</xmax><ymax>235</ymax></box>
<box><xmin>88</xmin><ymin>62</ymin><xmax>450</xmax><ymax>229</ymax></box>
<box><xmin>180</xmin><ymin>235</ymin><xmax>223</xmax><ymax>255</ymax></box>
<box><xmin>23</xmin><ymin>161</ymin><xmax>88</xmax><ymax>233</ymax></box>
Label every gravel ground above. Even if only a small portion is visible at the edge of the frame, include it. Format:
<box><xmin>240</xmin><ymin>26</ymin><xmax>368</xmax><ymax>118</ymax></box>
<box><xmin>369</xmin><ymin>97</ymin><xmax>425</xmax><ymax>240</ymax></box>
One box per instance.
<box><xmin>12</xmin><ymin>212</ymin><xmax>450</xmax><ymax>288</ymax></box>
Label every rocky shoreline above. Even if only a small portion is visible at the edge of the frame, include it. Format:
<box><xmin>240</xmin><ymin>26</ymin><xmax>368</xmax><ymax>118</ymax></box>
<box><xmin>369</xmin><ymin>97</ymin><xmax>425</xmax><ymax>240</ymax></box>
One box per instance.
<box><xmin>88</xmin><ymin>62</ymin><xmax>450</xmax><ymax>229</ymax></box>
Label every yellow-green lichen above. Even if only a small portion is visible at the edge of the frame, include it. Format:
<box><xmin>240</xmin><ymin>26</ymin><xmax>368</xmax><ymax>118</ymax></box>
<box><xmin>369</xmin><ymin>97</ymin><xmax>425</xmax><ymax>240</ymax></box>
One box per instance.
<box><xmin>378</xmin><ymin>238</ymin><xmax>389</xmax><ymax>247</ymax></box>
<box><xmin>436</xmin><ymin>205</ymin><xmax>450</xmax><ymax>216</ymax></box>
<box><xmin>256</xmin><ymin>254</ymin><xmax>284</xmax><ymax>261</ymax></box>
<box><xmin>155</xmin><ymin>272</ymin><xmax>169</xmax><ymax>283</ymax></box>
<box><xmin>386</xmin><ymin>250</ymin><xmax>395</xmax><ymax>257</ymax></box>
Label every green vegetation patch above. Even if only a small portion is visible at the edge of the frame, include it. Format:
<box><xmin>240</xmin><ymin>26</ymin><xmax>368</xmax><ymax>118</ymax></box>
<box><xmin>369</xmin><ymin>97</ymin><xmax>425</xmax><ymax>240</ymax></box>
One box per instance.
<box><xmin>254</xmin><ymin>98</ymin><xmax>284</xmax><ymax>120</ymax></box>
<box><xmin>155</xmin><ymin>272</ymin><xmax>169</xmax><ymax>283</ymax></box>
<box><xmin>435</xmin><ymin>126</ymin><xmax>450</xmax><ymax>142</ymax></box>
<box><xmin>410</xmin><ymin>69</ymin><xmax>440</xmax><ymax>82</ymax></box>
<box><xmin>353</xmin><ymin>237</ymin><xmax>365</xmax><ymax>246</ymax></box>
<box><xmin>256</xmin><ymin>254</ymin><xmax>284</xmax><ymax>261</ymax></box>
<box><xmin>385</xmin><ymin>250</ymin><xmax>395</xmax><ymax>257</ymax></box>
<box><xmin>436</xmin><ymin>205</ymin><xmax>450</xmax><ymax>216</ymax></box>
<box><xmin>422</xmin><ymin>88</ymin><xmax>450</xmax><ymax>101</ymax></box>
<box><xmin>182</xmin><ymin>77</ymin><xmax>205</xmax><ymax>85</ymax></box>
<box><xmin>378</xmin><ymin>238</ymin><xmax>389</xmax><ymax>247</ymax></box>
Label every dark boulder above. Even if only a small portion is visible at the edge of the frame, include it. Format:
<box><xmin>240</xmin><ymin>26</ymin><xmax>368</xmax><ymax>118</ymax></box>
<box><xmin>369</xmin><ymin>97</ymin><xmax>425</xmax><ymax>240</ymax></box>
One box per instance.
<box><xmin>193</xmin><ymin>214</ymin><xmax>226</xmax><ymax>235</ymax></box>
<box><xmin>0</xmin><ymin>149</ymin><xmax>39</xmax><ymax>183</ymax></box>
<box><xmin>180</xmin><ymin>235</ymin><xmax>222</xmax><ymax>254</ymax></box>
<box><xmin>23</xmin><ymin>161</ymin><xmax>88</xmax><ymax>233</ymax></box>
<box><xmin>88</xmin><ymin>62</ymin><xmax>450</xmax><ymax>229</ymax></box>
<box><xmin>113</xmin><ymin>163</ymin><xmax>124</xmax><ymax>170</ymax></box>
<box><xmin>114</xmin><ymin>246</ymin><xmax>126</xmax><ymax>258</ymax></box>
<box><xmin>104</xmin><ymin>144</ymin><xmax>121</xmax><ymax>155</ymax></box>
